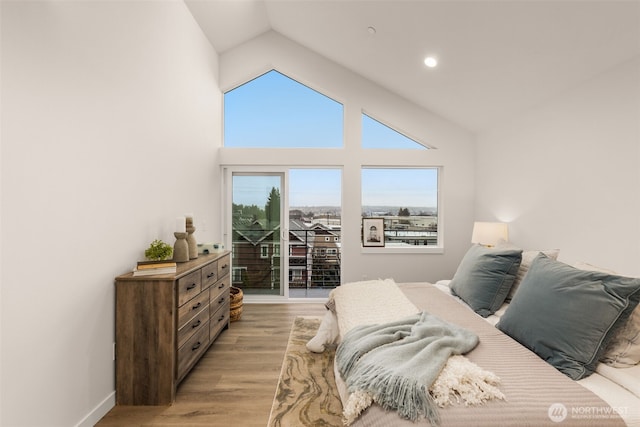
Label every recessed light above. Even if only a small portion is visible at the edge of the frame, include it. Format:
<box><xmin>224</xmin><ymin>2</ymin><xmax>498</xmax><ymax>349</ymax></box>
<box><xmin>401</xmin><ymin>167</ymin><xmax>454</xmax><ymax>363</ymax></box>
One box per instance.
<box><xmin>424</xmin><ymin>56</ymin><xmax>438</xmax><ymax>68</ymax></box>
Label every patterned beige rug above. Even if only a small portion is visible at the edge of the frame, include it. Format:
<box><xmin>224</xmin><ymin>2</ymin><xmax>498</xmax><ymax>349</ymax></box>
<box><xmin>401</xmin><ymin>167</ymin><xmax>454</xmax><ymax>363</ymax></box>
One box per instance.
<box><xmin>268</xmin><ymin>316</ymin><xmax>343</xmax><ymax>427</ymax></box>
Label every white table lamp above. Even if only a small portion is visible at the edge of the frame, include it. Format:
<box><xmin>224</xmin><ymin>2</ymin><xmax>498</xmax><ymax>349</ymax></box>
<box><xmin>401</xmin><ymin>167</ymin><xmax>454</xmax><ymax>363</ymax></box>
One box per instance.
<box><xmin>471</xmin><ymin>222</ymin><xmax>508</xmax><ymax>247</ymax></box>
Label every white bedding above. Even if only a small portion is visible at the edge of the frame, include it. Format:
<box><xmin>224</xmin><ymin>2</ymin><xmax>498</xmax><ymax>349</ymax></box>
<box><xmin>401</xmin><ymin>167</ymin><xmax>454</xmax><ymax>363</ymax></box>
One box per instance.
<box><xmin>313</xmin><ymin>280</ymin><xmax>640</xmax><ymax>426</ymax></box>
<box><xmin>578</xmin><ymin>374</ymin><xmax>640</xmax><ymax>427</ymax></box>
<box><xmin>595</xmin><ymin>364</ymin><xmax>640</xmax><ymax>403</ymax></box>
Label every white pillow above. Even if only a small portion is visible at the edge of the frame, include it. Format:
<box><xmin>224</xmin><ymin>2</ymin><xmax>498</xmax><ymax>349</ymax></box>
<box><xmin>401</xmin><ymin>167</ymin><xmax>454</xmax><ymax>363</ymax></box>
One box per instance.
<box><xmin>602</xmin><ymin>308</ymin><xmax>640</xmax><ymax>367</ymax></box>
<box><xmin>306</xmin><ymin>311</ymin><xmax>339</xmax><ymax>353</ymax></box>
<box><xmin>573</xmin><ymin>261</ymin><xmax>617</xmax><ymax>274</ymax></box>
<box><xmin>506</xmin><ymin>249</ymin><xmax>559</xmax><ymax>301</ymax></box>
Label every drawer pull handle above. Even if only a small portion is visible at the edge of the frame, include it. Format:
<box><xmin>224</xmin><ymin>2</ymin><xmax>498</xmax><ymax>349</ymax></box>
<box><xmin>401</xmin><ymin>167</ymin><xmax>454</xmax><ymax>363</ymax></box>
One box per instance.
<box><xmin>207</xmin><ymin>272</ymin><xmax>215</xmax><ymax>279</ymax></box>
<box><xmin>192</xmin><ymin>302</ymin><xmax>202</xmax><ymax>310</ymax></box>
<box><xmin>186</xmin><ymin>283</ymin><xmax>197</xmax><ymax>291</ymax></box>
<box><xmin>218</xmin><ymin>283</ymin><xmax>224</xmax><ymax>289</ymax></box>
<box><xmin>221</xmin><ymin>264</ymin><xmax>228</xmax><ymax>270</ymax></box>
<box><xmin>218</xmin><ymin>297</ymin><xmax>225</xmax><ymax>304</ymax></box>
<box><xmin>218</xmin><ymin>315</ymin><xmax>225</xmax><ymax>322</ymax></box>
<box><xmin>192</xmin><ymin>319</ymin><xmax>201</xmax><ymax>329</ymax></box>
<box><xmin>192</xmin><ymin>341</ymin><xmax>201</xmax><ymax>351</ymax></box>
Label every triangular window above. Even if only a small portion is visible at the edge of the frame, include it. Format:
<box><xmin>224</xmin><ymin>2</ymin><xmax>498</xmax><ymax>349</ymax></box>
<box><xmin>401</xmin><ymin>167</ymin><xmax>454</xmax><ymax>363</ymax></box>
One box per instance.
<box><xmin>361</xmin><ymin>113</ymin><xmax>428</xmax><ymax>149</ymax></box>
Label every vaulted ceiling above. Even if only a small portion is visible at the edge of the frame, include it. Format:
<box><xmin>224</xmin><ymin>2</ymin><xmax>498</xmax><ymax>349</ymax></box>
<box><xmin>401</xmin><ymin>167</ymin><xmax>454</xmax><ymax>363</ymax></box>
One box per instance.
<box><xmin>185</xmin><ymin>0</ymin><xmax>640</xmax><ymax>132</ymax></box>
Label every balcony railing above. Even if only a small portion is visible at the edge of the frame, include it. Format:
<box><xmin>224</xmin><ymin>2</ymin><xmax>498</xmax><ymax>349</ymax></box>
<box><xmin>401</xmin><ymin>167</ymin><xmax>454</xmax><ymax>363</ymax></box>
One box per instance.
<box><xmin>231</xmin><ymin>221</ymin><xmax>437</xmax><ymax>295</ymax></box>
<box><xmin>231</xmin><ymin>228</ymin><xmax>341</xmax><ymax>293</ymax></box>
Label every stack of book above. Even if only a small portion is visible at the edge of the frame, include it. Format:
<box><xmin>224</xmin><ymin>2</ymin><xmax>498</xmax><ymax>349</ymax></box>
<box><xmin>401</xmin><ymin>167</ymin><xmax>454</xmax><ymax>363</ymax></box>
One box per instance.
<box><xmin>133</xmin><ymin>260</ymin><xmax>177</xmax><ymax>276</ymax></box>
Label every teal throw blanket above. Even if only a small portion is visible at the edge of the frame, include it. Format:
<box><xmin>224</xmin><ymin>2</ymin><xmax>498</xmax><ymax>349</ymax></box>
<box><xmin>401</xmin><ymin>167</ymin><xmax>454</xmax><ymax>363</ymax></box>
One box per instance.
<box><xmin>336</xmin><ymin>311</ymin><xmax>479</xmax><ymax>424</ymax></box>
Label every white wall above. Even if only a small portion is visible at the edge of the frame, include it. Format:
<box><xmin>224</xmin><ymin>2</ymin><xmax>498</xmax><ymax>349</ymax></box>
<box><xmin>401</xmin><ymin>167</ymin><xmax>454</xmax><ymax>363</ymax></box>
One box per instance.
<box><xmin>218</xmin><ymin>32</ymin><xmax>477</xmax><ymax>285</ymax></box>
<box><xmin>475</xmin><ymin>57</ymin><xmax>640</xmax><ymax>277</ymax></box>
<box><xmin>0</xmin><ymin>2</ymin><xmax>220</xmax><ymax>426</ymax></box>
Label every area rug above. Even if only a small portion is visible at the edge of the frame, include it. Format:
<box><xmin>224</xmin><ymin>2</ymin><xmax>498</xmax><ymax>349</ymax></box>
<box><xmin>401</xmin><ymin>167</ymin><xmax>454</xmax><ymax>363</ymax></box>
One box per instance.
<box><xmin>267</xmin><ymin>316</ymin><xmax>343</xmax><ymax>427</ymax></box>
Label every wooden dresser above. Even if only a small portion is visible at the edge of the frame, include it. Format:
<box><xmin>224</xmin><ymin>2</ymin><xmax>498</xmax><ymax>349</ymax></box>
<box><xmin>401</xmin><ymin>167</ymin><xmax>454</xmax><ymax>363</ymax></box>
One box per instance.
<box><xmin>115</xmin><ymin>251</ymin><xmax>231</xmax><ymax>405</ymax></box>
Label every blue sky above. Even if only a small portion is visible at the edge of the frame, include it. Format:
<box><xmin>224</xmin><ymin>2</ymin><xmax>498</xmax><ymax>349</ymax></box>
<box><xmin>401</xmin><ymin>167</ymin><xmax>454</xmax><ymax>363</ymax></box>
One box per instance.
<box><xmin>361</xmin><ymin>168</ymin><xmax>437</xmax><ymax>207</ymax></box>
<box><xmin>290</xmin><ymin>169</ymin><xmax>342</xmax><ymax>206</ymax></box>
<box><xmin>225</xmin><ymin>70</ymin><xmax>428</xmax><ymax>150</ymax></box>
<box><xmin>233</xmin><ymin>169</ymin><xmax>437</xmax><ymax>209</ymax></box>
<box><xmin>362</xmin><ymin>114</ymin><xmax>427</xmax><ymax>149</ymax></box>
<box><xmin>227</xmin><ymin>70</ymin><xmax>437</xmax><ymax>210</ymax></box>
<box><xmin>224</xmin><ymin>70</ymin><xmax>342</xmax><ymax>148</ymax></box>
<box><xmin>232</xmin><ymin>171</ymin><xmax>342</xmax><ymax>207</ymax></box>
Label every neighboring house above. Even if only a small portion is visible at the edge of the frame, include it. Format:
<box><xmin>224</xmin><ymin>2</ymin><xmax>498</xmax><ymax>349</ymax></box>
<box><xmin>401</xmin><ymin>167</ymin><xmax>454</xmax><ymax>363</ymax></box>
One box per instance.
<box><xmin>288</xmin><ymin>219</ymin><xmax>314</xmax><ymax>289</ymax></box>
<box><xmin>232</xmin><ymin>218</ymin><xmax>342</xmax><ymax>291</ymax></box>
<box><xmin>308</xmin><ymin>223</ymin><xmax>341</xmax><ymax>288</ymax></box>
<box><xmin>232</xmin><ymin>220</ymin><xmax>340</xmax><ymax>290</ymax></box>
<box><xmin>232</xmin><ymin>218</ymin><xmax>280</xmax><ymax>290</ymax></box>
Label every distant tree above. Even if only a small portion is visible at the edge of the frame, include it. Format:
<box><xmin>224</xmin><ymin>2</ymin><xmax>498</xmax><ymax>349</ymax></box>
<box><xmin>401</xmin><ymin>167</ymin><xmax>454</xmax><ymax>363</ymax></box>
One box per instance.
<box><xmin>233</xmin><ymin>203</ymin><xmax>265</xmax><ymax>221</ymax></box>
<box><xmin>398</xmin><ymin>207</ymin><xmax>410</xmax><ymax>216</ymax></box>
<box><xmin>265</xmin><ymin>187</ymin><xmax>281</xmax><ymax>229</ymax></box>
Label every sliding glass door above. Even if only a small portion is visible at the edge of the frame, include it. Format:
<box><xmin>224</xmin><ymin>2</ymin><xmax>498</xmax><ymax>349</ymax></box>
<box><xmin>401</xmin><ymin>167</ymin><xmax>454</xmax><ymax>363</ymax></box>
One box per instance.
<box><xmin>231</xmin><ymin>172</ymin><xmax>285</xmax><ymax>296</ymax></box>
<box><xmin>225</xmin><ymin>168</ymin><xmax>341</xmax><ymax>299</ymax></box>
<box><xmin>288</xmin><ymin>169</ymin><xmax>342</xmax><ymax>298</ymax></box>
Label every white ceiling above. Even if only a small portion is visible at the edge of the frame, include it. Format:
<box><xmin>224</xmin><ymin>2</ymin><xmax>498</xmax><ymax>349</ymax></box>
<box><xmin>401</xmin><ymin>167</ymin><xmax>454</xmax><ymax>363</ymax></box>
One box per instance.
<box><xmin>185</xmin><ymin>0</ymin><xmax>640</xmax><ymax>132</ymax></box>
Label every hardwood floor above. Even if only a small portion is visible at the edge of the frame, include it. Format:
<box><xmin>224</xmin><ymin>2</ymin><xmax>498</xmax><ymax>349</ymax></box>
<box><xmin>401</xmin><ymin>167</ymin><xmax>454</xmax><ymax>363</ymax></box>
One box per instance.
<box><xmin>97</xmin><ymin>303</ymin><xmax>327</xmax><ymax>427</ymax></box>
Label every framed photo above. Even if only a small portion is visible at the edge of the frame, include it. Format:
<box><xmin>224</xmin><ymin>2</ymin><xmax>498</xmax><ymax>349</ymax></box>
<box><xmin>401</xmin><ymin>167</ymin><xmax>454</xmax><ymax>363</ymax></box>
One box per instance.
<box><xmin>362</xmin><ymin>217</ymin><xmax>385</xmax><ymax>247</ymax></box>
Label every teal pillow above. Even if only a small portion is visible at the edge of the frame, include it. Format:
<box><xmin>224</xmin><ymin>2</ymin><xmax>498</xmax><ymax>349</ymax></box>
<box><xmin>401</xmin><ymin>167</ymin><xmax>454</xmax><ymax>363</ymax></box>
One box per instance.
<box><xmin>496</xmin><ymin>254</ymin><xmax>640</xmax><ymax>380</ymax></box>
<box><xmin>449</xmin><ymin>244</ymin><xmax>522</xmax><ymax>317</ymax></box>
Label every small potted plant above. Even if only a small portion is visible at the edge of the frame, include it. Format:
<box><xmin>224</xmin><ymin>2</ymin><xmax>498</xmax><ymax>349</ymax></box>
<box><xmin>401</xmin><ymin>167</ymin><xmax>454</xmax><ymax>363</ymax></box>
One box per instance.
<box><xmin>144</xmin><ymin>239</ymin><xmax>173</xmax><ymax>261</ymax></box>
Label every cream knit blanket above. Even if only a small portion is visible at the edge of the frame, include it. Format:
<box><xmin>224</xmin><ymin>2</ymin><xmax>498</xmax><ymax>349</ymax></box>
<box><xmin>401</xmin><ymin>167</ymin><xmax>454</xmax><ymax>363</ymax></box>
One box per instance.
<box><xmin>329</xmin><ymin>279</ymin><xmax>505</xmax><ymax>425</ymax></box>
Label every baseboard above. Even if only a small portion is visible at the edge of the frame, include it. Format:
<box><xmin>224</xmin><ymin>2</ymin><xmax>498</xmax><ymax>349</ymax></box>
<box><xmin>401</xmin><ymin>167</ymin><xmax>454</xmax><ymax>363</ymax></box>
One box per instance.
<box><xmin>75</xmin><ymin>391</ymin><xmax>115</xmax><ymax>427</ymax></box>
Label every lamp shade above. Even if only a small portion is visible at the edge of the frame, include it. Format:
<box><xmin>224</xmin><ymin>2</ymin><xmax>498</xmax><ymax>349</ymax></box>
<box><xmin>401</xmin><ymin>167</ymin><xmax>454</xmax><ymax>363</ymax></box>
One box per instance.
<box><xmin>471</xmin><ymin>222</ymin><xmax>508</xmax><ymax>247</ymax></box>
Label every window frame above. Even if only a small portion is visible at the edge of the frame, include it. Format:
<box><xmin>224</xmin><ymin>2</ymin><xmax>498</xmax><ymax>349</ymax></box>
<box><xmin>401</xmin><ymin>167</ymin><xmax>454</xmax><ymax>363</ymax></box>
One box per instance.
<box><xmin>361</xmin><ymin>166</ymin><xmax>443</xmax><ymax>254</ymax></box>
<box><xmin>220</xmin><ymin>68</ymin><xmax>444</xmax><ymax>257</ymax></box>
<box><xmin>361</xmin><ymin>112</ymin><xmax>431</xmax><ymax>150</ymax></box>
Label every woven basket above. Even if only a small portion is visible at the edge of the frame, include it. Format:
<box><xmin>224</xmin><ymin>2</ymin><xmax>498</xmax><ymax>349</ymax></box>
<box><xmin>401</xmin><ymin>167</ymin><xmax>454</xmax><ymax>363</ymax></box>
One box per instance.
<box><xmin>230</xmin><ymin>286</ymin><xmax>244</xmax><ymax>322</ymax></box>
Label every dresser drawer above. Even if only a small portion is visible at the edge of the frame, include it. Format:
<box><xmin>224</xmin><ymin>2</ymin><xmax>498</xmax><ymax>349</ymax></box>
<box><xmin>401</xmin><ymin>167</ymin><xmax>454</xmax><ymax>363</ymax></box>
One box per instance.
<box><xmin>209</xmin><ymin>275</ymin><xmax>230</xmax><ymax>302</ymax></box>
<box><xmin>217</xmin><ymin>254</ymin><xmax>230</xmax><ymax>278</ymax></box>
<box><xmin>177</xmin><ymin>303</ymin><xmax>210</xmax><ymax>349</ymax></box>
<box><xmin>210</xmin><ymin>302</ymin><xmax>230</xmax><ymax>341</ymax></box>
<box><xmin>177</xmin><ymin>269</ymin><xmax>201</xmax><ymax>307</ymax></box>
<box><xmin>210</xmin><ymin>279</ymin><xmax>230</xmax><ymax>316</ymax></box>
<box><xmin>177</xmin><ymin>321</ymin><xmax>210</xmax><ymax>381</ymax></box>
<box><xmin>201</xmin><ymin>261</ymin><xmax>218</xmax><ymax>290</ymax></box>
<box><xmin>178</xmin><ymin>291</ymin><xmax>208</xmax><ymax>329</ymax></box>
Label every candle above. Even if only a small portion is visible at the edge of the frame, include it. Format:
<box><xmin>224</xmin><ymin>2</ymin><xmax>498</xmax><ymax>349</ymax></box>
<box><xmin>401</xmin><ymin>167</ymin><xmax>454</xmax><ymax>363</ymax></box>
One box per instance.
<box><xmin>176</xmin><ymin>216</ymin><xmax>186</xmax><ymax>233</ymax></box>
<box><xmin>185</xmin><ymin>213</ymin><xmax>194</xmax><ymax>227</ymax></box>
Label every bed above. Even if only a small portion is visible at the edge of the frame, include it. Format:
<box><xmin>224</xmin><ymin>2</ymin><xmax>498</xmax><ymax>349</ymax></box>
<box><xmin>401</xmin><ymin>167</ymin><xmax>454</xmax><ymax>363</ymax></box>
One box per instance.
<box><xmin>307</xmin><ymin>245</ymin><xmax>640</xmax><ymax>426</ymax></box>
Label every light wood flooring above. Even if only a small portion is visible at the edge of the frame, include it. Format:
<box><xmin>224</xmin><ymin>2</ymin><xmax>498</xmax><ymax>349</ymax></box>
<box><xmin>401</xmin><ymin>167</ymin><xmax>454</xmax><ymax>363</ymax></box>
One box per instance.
<box><xmin>97</xmin><ymin>303</ymin><xmax>327</xmax><ymax>427</ymax></box>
